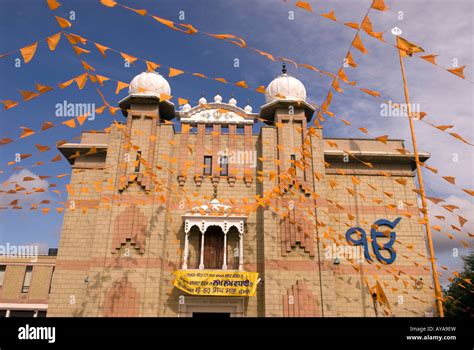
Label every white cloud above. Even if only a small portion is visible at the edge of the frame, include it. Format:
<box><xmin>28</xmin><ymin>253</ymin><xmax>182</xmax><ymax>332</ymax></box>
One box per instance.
<box><xmin>0</xmin><ymin>169</ymin><xmax>52</xmax><ymax>208</ymax></box>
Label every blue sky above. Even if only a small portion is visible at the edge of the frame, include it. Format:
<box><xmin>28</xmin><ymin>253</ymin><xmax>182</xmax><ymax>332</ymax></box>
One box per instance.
<box><xmin>0</xmin><ymin>0</ymin><xmax>472</xmax><ymax>282</ymax></box>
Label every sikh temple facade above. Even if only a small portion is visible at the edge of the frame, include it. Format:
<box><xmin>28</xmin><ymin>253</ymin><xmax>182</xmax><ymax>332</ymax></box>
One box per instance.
<box><xmin>0</xmin><ymin>68</ymin><xmax>437</xmax><ymax>317</ymax></box>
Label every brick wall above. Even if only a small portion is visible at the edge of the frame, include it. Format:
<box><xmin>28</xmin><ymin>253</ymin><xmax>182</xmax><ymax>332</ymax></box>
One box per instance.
<box><xmin>45</xmin><ymin>100</ymin><xmax>436</xmax><ymax>317</ymax></box>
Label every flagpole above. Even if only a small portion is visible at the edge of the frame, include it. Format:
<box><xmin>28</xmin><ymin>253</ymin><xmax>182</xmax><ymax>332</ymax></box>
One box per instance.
<box><xmin>397</xmin><ymin>46</ymin><xmax>444</xmax><ymax>317</ymax></box>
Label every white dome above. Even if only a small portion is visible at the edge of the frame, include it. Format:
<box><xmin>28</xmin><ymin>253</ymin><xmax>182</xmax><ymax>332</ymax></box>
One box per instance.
<box><xmin>182</xmin><ymin>103</ymin><xmax>191</xmax><ymax>112</ymax></box>
<box><xmin>214</xmin><ymin>94</ymin><xmax>222</xmax><ymax>103</ymax></box>
<box><xmin>265</xmin><ymin>73</ymin><xmax>306</xmax><ymax>103</ymax></box>
<box><xmin>229</xmin><ymin>97</ymin><xmax>237</xmax><ymax>106</ymax></box>
<box><xmin>129</xmin><ymin>72</ymin><xmax>171</xmax><ymax>97</ymax></box>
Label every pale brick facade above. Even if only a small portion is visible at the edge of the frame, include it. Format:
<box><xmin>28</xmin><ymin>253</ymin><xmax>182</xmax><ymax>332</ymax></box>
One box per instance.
<box><xmin>9</xmin><ymin>71</ymin><xmax>438</xmax><ymax>317</ymax></box>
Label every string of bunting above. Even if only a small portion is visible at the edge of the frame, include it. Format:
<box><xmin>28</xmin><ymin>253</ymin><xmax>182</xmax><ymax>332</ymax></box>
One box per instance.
<box><xmin>0</xmin><ymin>0</ymin><xmax>470</xmax><ymax>310</ymax></box>
<box><xmin>291</xmin><ymin>1</ymin><xmax>471</xmax><ymax>83</ymax></box>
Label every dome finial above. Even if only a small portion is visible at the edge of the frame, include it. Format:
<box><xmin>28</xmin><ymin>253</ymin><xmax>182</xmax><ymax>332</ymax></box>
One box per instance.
<box><xmin>199</xmin><ymin>91</ymin><xmax>207</xmax><ymax>105</ymax></box>
<box><xmin>282</xmin><ymin>62</ymin><xmax>287</xmax><ymax>74</ymax></box>
<box><xmin>229</xmin><ymin>93</ymin><xmax>237</xmax><ymax>106</ymax></box>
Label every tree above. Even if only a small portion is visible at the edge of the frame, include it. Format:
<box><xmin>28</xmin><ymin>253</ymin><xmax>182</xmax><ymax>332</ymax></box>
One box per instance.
<box><xmin>443</xmin><ymin>250</ymin><xmax>474</xmax><ymax>317</ymax></box>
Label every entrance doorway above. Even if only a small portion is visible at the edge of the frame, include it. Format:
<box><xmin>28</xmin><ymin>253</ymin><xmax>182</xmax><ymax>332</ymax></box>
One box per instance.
<box><xmin>178</xmin><ymin>297</ymin><xmax>244</xmax><ymax>317</ymax></box>
<box><xmin>201</xmin><ymin>226</ymin><xmax>224</xmax><ymax>269</ymax></box>
<box><xmin>192</xmin><ymin>312</ymin><xmax>231</xmax><ymax>318</ymax></box>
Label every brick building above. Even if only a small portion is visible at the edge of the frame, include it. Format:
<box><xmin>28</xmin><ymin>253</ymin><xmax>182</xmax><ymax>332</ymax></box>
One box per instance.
<box><xmin>9</xmin><ymin>68</ymin><xmax>438</xmax><ymax>317</ymax></box>
<box><xmin>0</xmin><ymin>251</ymin><xmax>56</xmax><ymax>317</ymax></box>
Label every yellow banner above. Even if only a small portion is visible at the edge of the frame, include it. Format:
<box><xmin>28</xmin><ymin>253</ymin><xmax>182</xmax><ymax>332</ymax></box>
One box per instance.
<box><xmin>173</xmin><ymin>270</ymin><xmax>259</xmax><ymax>297</ymax></box>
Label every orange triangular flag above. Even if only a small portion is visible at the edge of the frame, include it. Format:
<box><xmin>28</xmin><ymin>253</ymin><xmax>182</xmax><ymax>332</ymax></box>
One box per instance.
<box><xmin>235</xmin><ymin>81</ymin><xmax>249</xmax><ymax>89</ymax></box>
<box><xmin>120</xmin><ymin>52</ymin><xmax>137</xmax><ymax>64</ymax></box>
<box><xmin>152</xmin><ymin>16</ymin><xmax>175</xmax><ymax>30</ymax></box>
<box><xmin>100</xmin><ymin>0</ymin><xmax>117</xmax><ymax>7</ymax></box>
<box><xmin>375</xmin><ymin>135</ymin><xmax>388</xmax><ymax>144</ymax></box>
<box><xmin>62</xmin><ymin>119</ymin><xmax>76</xmax><ymax>128</ymax></box>
<box><xmin>361</xmin><ymin>16</ymin><xmax>373</xmax><ymax>34</ymax></box>
<box><xmin>341</xmin><ymin>119</ymin><xmax>351</xmax><ymax>126</ymax></box>
<box><xmin>58</xmin><ymin>78</ymin><xmax>75</xmax><ymax>89</ymax></box>
<box><xmin>346</xmin><ymin>52</ymin><xmax>357</xmax><ymax>68</ymax></box>
<box><xmin>169</xmin><ymin>67</ymin><xmax>184</xmax><ymax>77</ymax></box>
<box><xmin>18</xmin><ymin>90</ymin><xmax>39</xmax><ymax>101</ymax></box>
<box><xmin>353</xmin><ymin>34</ymin><xmax>367</xmax><ymax>54</ymax></box>
<box><xmin>215</xmin><ymin>77</ymin><xmax>228</xmax><ymax>84</ymax></box>
<box><xmin>20</xmin><ymin>127</ymin><xmax>35</xmax><ymax>138</ymax></box>
<box><xmin>121</xmin><ymin>5</ymin><xmax>147</xmax><ymax>16</ymax></box>
<box><xmin>321</xmin><ymin>10</ymin><xmax>337</xmax><ymax>21</ymax></box>
<box><xmin>1</xmin><ymin>100</ymin><xmax>19</xmax><ymax>110</ymax></box>
<box><xmin>35</xmin><ymin>144</ymin><xmax>50</xmax><ymax>152</ymax></box>
<box><xmin>449</xmin><ymin>132</ymin><xmax>473</xmax><ymax>146</ymax></box>
<box><xmin>35</xmin><ymin>83</ymin><xmax>53</xmax><ymax>94</ymax></box>
<box><xmin>146</xmin><ymin>61</ymin><xmax>159</xmax><ymax>72</ymax></box>
<box><xmin>337</xmin><ymin>68</ymin><xmax>353</xmax><ymax>84</ymax></box>
<box><xmin>20</xmin><ymin>42</ymin><xmax>38</xmax><ymax>63</ymax></box>
<box><xmin>462</xmin><ymin>189</ymin><xmax>474</xmax><ymax>196</ymax></box>
<box><xmin>46</xmin><ymin>33</ymin><xmax>61</xmax><ymax>51</ymax></box>
<box><xmin>396</xmin><ymin>36</ymin><xmax>424</xmax><ymax>56</ymax></box>
<box><xmin>92</xmin><ymin>75</ymin><xmax>108</xmax><ymax>86</ymax></box>
<box><xmin>72</xmin><ymin>46</ymin><xmax>90</xmax><ymax>56</ymax></box>
<box><xmin>295</xmin><ymin>1</ymin><xmax>312</xmax><ymax>12</ymax></box>
<box><xmin>55</xmin><ymin>15</ymin><xmax>72</xmax><ymax>28</ymax></box>
<box><xmin>395</xmin><ymin>178</ymin><xmax>407</xmax><ymax>186</ymax></box>
<box><xmin>332</xmin><ymin>79</ymin><xmax>343</xmax><ymax>93</ymax></box>
<box><xmin>41</xmin><ymin>121</ymin><xmax>55</xmax><ymax>131</ymax></box>
<box><xmin>81</xmin><ymin>60</ymin><xmax>95</xmax><ymax>71</ymax></box>
<box><xmin>47</xmin><ymin>0</ymin><xmax>61</xmax><ymax>10</ymax></box>
<box><xmin>423</xmin><ymin>164</ymin><xmax>438</xmax><ymax>174</ymax></box>
<box><xmin>94</xmin><ymin>43</ymin><xmax>109</xmax><ymax>57</ymax></box>
<box><xmin>115</xmin><ymin>81</ymin><xmax>129</xmax><ymax>94</ymax></box>
<box><xmin>345</xmin><ymin>22</ymin><xmax>359</xmax><ymax>29</ymax></box>
<box><xmin>64</xmin><ymin>33</ymin><xmax>86</xmax><ymax>45</ymax></box>
<box><xmin>447</xmin><ymin>66</ymin><xmax>465</xmax><ymax>79</ymax></box>
<box><xmin>160</xmin><ymin>93</ymin><xmax>172</xmax><ymax>101</ymax></box>
<box><xmin>433</xmin><ymin>124</ymin><xmax>453</xmax><ymax>131</ymax></box>
<box><xmin>50</xmin><ymin>154</ymin><xmax>62</xmax><ymax>162</ymax></box>
<box><xmin>367</xmin><ymin>31</ymin><xmax>385</xmax><ymax>42</ymax></box>
<box><xmin>77</xmin><ymin>114</ymin><xmax>88</xmax><ymax>126</ymax></box>
<box><xmin>442</xmin><ymin>176</ymin><xmax>456</xmax><ymax>185</ymax></box>
<box><xmin>420</xmin><ymin>54</ymin><xmax>438</xmax><ymax>65</ymax></box>
<box><xmin>371</xmin><ymin>0</ymin><xmax>388</xmax><ymax>11</ymax></box>
<box><xmin>360</xmin><ymin>88</ymin><xmax>380</xmax><ymax>97</ymax></box>
<box><xmin>74</xmin><ymin>74</ymin><xmax>88</xmax><ymax>89</ymax></box>
<box><xmin>178</xmin><ymin>97</ymin><xmax>189</xmax><ymax>105</ymax></box>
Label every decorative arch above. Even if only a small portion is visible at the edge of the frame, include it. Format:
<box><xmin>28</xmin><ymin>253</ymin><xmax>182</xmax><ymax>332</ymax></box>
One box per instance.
<box><xmin>111</xmin><ymin>204</ymin><xmax>147</xmax><ymax>254</ymax></box>
<box><xmin>103</xmin><ymin>277</ymin><xmax>140</xmax><ymax>317</ymax></box>
<box><xmin>181</xmin><ymin>199</ymin><xmax>247</xmax><ymax>271</ymax></box>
